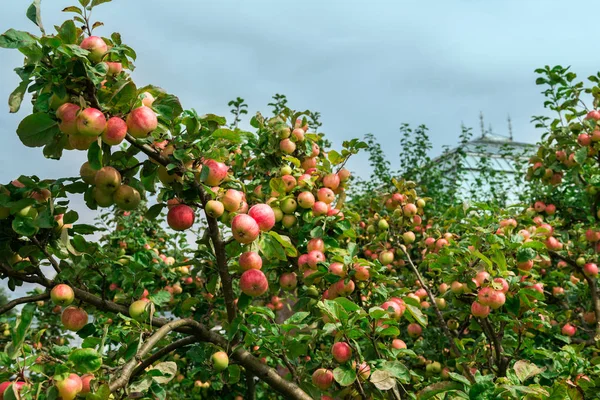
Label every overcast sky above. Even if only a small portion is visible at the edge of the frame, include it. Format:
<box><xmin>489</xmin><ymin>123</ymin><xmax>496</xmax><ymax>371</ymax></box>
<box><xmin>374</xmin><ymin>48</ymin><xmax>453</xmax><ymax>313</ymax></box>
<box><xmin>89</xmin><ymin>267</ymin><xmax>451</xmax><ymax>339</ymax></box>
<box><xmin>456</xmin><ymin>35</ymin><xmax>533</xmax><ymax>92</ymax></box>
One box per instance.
<box><xmin>0</xmin><ymin>0</ymin><xmax>598</xmax><ymax>296</ymax></box>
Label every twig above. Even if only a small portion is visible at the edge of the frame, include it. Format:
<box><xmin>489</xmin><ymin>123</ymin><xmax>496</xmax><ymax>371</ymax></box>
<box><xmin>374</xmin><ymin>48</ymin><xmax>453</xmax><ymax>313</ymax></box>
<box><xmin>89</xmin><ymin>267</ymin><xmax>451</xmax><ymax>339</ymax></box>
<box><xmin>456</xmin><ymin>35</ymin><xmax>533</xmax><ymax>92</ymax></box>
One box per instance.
<box><xmin>0</xmin><ymin>292</ymin><xmax>49</xmax><ymax>315</ymax></box>
<box><xmin>31</xmin><ymin>237</ymin><xmax>61</xmax><ymax>275</ymax></box>
<box><xmin>130</xmin><ymin>336</ymin><xmax>198</xmax><ymax>380</ymax></box>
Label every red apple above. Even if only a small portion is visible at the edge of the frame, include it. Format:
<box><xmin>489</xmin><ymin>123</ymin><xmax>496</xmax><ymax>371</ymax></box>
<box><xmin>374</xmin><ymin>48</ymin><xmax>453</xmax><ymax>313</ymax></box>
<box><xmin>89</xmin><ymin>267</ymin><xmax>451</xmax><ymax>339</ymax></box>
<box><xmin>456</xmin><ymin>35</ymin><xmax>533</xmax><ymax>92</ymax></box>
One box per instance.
<box><xmin>311</xmin><ymin>368</ymin><xmax>333</xmax><ymax>390</ymax></box>
<box><xmin>80</xmin><ymin>374</ymin><xmax>94</xmax><ymax>395</ymax></box>
<box><xmin>102</xmin><ymin>116</ymin><xmax>127</xmax><ymax>145</ymax></box>
<box><xmin>61</xmin><ymin>306</ymin><xmax>88</xmax><ymax>331</ymax></box>
<box><xmin>239</xmin><ymin>251</ymin><xmax>262</xmax><ymax>270</ymax></box>
<box><xmin>331</xmin><ymin>342</ymin><xmax>352</xmax><ymax>363</ymax></box>
<box><xmin>240</xmin><ymin>269</ymin><xmax>268</xmax><ymax>297</ymax></box>
<box><xmin>312</xmin><ymin>201</ymin><xmax>329</xmax><ymax>216</ymax></box>
<box><xmin>471</xmin><ymin>301</ymin><xmax>490</xmax><ymax>318</ymax></box>
<box><xmin>77</xmin><ymin>108</ymin><xmax>106</xmax><ymax>137</ymax></box>
<box><xmin>106</xmin><ymin>62</ymin><xmax>122</xmax><ymax>75</ymax></box>
<box><xmin>80</xmin><ymin>36</ymin><xmax>107</xmax><ymax>62</ymax></box>
<box><xmin>248</xmin><ymin>204</ymin><xmax>276</xmax><ymax>231</ymax></box>
<box><xmin>561</xmin><ymin>323</ymin><xmax>577</xmax><ymax>337</ymax></box>
<box><xmin>280</xmin><ymin>272</ymin><xmax>297</xmax><ymax>290</ymax></box>
<box><xmin>222</xmin><ymin>189</ymin><xmax>244</xmax><ymax>212</ymax></box>
<box><xmin>317</xmin><ymin>188</ymin><xmax>335</xmax><ymax>204</ymax></box>
<box><xmin>297</xmin><ymin>191</ymin><xmax>315</xmax><ymax>209</ymax></box>
<box><xmin>407</xmin><ymin>323</ymin><xmax>422</xmax><ymax>338</ymax></box>
<box><xmin>279</xmin><ymin>139</ymin><xmax>296</xmax><ymax>154</ymax></box>
<box><xmin>231</xmin><ymin>214</ymin><xmax>260</xmax><ymax>244</ymax></box>
<box><xmin>51</xmin><ymin>284</ymin><xmax>74</xmax><ymax>306</ymax></box>
<box><xmin>202</xmin><ymin>159</ymin><xmax>229</xmax><ymax>186</ymax></box>
<box><xmin>56</xmin><ymin>103</ymin><xmax>81</xmax><ymax>135</ymax></box>
<box><xmin>584</xmin><ymin>263</ymin><xmax>599</xmax><ymax>277</ymax></box>
<box><xmin>322</xmin><ymin>173</ymin><xmax>340</xmax><ymax>190</ymax></box>
<box><xmin>126</xmin><ymin>106</ymin><xmax>158</xmax><ymax>138</ymax></box>
<box><xmin>307</xmin><ymin>250</ymin><xmax>325</xmax><ymax>269</ymax></box>
<box><xmin>167</xmin><ymin>205</ymin><xmax>195</xmax><ymax>231</ymax></box>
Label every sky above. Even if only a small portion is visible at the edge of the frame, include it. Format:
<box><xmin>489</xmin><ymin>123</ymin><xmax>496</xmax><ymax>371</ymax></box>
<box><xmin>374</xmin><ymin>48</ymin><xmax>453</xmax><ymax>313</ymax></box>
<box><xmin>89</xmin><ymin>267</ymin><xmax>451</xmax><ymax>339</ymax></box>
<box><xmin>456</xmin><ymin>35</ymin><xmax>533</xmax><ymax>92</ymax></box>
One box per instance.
<box><xmin>0</xmin><ymin>0</ymin><xmax>598</xmax><ymax>297</ymax></box>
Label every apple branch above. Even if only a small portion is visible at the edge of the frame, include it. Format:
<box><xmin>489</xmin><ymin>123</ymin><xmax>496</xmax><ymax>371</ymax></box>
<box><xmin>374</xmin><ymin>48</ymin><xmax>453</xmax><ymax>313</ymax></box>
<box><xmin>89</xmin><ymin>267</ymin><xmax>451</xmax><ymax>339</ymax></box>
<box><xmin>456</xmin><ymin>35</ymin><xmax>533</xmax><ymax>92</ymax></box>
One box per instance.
<box><xmin>130</xmin><ymin>336</ymin><xmax>198</xmax><ymax>380</ymax></box>
<box><xmin>479</xmin><ymin>317</ymin><xmax>508</xmax><ymax>377</ymax></box>
<box><xmin>0</xmin><ymin>292</ymin><xmax>50</xmax><ymax>315</ymax></box>
<box><xmin>400</xmin><ymin>247</ymin><xmax>475</xmax><ymax>384</ymax></box>
<box><xmin>31</xmin><ymin>236</ymin><xmax>61</xmax><ymax>275</ymax></box>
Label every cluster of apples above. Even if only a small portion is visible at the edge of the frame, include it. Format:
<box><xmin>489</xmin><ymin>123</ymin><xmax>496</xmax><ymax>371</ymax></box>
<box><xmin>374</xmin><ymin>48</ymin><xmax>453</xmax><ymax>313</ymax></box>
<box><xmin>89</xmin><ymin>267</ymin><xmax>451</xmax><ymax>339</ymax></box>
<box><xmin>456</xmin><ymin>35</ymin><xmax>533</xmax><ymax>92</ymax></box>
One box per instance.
<box><xmin>80</xmin><ymin>163</ymin><xmax>142</xmax><ymax>210</ymax></box>
<box><xmin>54</xmin><ymin>36</ymin><xmax>157</xmax><ymax>151</ymax></box>
<box><xmin>50</xmin><ymin>284</ymin><xmax>89</xmax><ymax>332</ymax></box>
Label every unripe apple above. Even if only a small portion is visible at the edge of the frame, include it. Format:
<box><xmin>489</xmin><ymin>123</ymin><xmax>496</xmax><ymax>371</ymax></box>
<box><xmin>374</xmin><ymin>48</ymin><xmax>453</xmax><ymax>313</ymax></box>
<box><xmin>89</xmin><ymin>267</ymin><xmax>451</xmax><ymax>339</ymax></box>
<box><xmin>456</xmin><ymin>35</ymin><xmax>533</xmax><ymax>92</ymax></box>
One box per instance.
<box><xmin>240</xmin><ymin>269</ymin><xmax>268</xmax><ymax>296</ymax></box>
<box><xmin>402</xmin><ymin>231</ymin><xmax>416</xmax><ymax>244</ymax></box>
<box><xmin>167</xmin><ymin>204</ymin><xmax>195</xmax><ymax>231</ymax></box>
<box><xmin>407</xmin><ymin>323</ymin><xmax>422</xmax><ymax>338</ymax></box>
<box><xmin>129</xmin><ymin>299</ymin><xmax>152</xmax><ymax>321</ymax></box>
<box><xmin>80</xmin><ymin>35</ymin><xmax>107</xmax><ymax>62</ymax></box>
<box><xmin>141</xmin><ymin>92</ymin><xmax>155</xmax><ymax>107</ymax></box>
<box><xmin>77</xmin><ymin>108</ymin><xmax>106</xmax><ymax>137</ymax></box>
<box><xmin>279</xmin><ymin>139</ymin><xmax>296</xmax><ymax>154</ymax></box>
<box><xmin>93</xmin><ymin>188</ymin><xmax>114</xmax><ymax>207</ymax></box>
<box><xmin>379</xmin><ymin>251</ymin><xmax>394</xmax><ymax>265</ymax></box>
<box><xmin>471</xmin><ymin>301</ymin><xmax>490</xmax><ymax>318</ymax></box>
<box><xmin>56</xmin><ymin>103</ymin><xmax>81</xmax><ymax>135</ymax></box>
<box><xmin>51</xmin><ymin>284</ymin><xmax>74</xmax><ymax>306</ymax></box>
<box><xmin>248</xmin><ymin>204</ymin><xmax>276</xmax><ymax>231</ymax></box>
<box><xmin>435</xmin><ymin>297</ymin><xmax>447</xmax><ymax>310</ymax></box>
<box><xmin>102</xmin><ymin>116</ymin><xmax>127</xmax><ymax>145</ymax></box>
<box><xmin>439</xmin><ymin>283</ymin><xmax>449</xmax><ymax>294</ymax></box>
<box><xmin>80</xmin><ymin>162</ymin><xmax>98</xmax><ymax>185</ymax></box>
<box><xmin>55</xmin><ymin>373</ymin><xmax>82</xmax><ymax>400</ymax></box>
<box><xmin>205</xmin><ymin>200</ymin><xmax>225</xmax><ymax>218</ymax></box>
<box><xmin>280</xmin><ymin>272</ymin><xmax>297</xmax><ymax>290</ymax></box>
<box><xmin>231</xmin><ymin>214</ymin><xmax>260</xmax><ymax>243</ymax></box>
<box><xmin>331</xmin><ymin>341</ymin><xmax>352</xmax><ymax>363</ymax></box>
<box><xmin>239</xmin><ymin>251</ymin><xmax>262</xmax><ymax>270</ymax></box>
<box><xmin>68</xmin><ymin>133</ymin><xmax>97</xmax><ymax>150</ymax></box>
<box><xmin>126</xmin><ymin>106</ymin><xmax>158</xmax><ymax>138</ymax></box>
<box><xmin>202</xmin><ymin>159</ymin><xmax>229</xmax><ymax>186</ymax></box>
<box><xmin>281</xmin><ymin>214</ymin><xmax>297</xmax><ymax>228</ymax></box>
<box><xmin>281</xmin><ymin>198</ymin><xmax>298</xmax><ymax>214</ymax></box>
<box><xmin>311</xmin><ymin>368</ymin><xmax>333</xmax><ymax>390</ymax></box>
<box><xmin>212</xmin><ymin>351</ymin><xmax>229</xmax><ymax>372</ymax></box>
<box><xmin>61</xmin><ymin>306</ymin><xmax>88</xmax><ymax>331</ymax></box>
<box><xmin>95</xmin><ymin>166</ymin><xmax>121</xmax><ymax>194</ymax></box>
<box><xmin>272</xmin><ymin>206</ymin><xmax>283</xmax><ymax>222</ymax></box>
<box><xmin>113</xmin><ymin>185</ymin><xmax>141</xmax><ymax>210</ymax></box>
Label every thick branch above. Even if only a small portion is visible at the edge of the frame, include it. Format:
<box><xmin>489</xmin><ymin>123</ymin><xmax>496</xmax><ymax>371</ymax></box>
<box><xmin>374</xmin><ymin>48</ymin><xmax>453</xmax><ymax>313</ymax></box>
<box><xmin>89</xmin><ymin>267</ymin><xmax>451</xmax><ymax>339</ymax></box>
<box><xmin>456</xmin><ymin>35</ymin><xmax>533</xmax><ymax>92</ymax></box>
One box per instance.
<box><xmin>131</xmin><ymin>336</ymin><xmax>198</xmax><ymax>380</ymax></box>
<box><xmin>110</xmin><ymin>319</ymin><xmax>196</xmax><ymax>392</ymax></box>
<box><xmin>0</xmin><ymin>292</ymin><xmax>49</xmax><ymax>315</ymax></box>
<box><xmin>479</xmin><ymin>317</ymin><xmax>508</xmax><ymax>377</ymax></box>
<box><xmin>401</xmin><ymin>247</ymin><xmax>475</xmax><ymax>384</ymax></box>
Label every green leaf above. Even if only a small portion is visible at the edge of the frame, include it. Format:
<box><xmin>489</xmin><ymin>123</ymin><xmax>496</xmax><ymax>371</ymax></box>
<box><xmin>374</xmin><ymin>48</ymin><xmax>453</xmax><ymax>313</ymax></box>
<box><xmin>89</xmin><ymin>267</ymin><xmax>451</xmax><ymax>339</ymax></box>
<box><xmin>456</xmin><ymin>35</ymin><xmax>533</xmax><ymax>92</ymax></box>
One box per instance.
<box><xmin>149</xmin><ymin>290</ymin><xmax>171</xmax><ymax>307</ymax></box>
<box><xmin>87</xmin><ymin>141</ymin><xmax>102</xmax><ymax>170</ymax></box>
<box><xmin>26</xmin><ymin>0</ymin><xmax>45</xmax><ymax>34</ymax></box>
<box><xmin>259</xmin><ymin>233</ymin><xmax>287</xmax><ymax>261</ymax></box>
<box><xmin>6</xmin><ymin>303</ymin><xmax>36</xmax><ymax>359</ymax></box>
<box><xmin>370</xmin><ymin>370</ymin><xmax>396</xmax><ymax>391</ymax></box>
<box><xmin>406</xmin><ymin>303</ymin><xmax>427</xmax><ymax>327</ymax></box>
<box><xmin>333</xmin><ymin>365</ymin><xmax>356</xmax><ymax>386</ymax></box>
<box><xmin>62</xmin><ymin>6</ymin><xmax>83</xmax><ymax>15</ymax></box>
<box><xmin>227</xmin><ymin>364</ymin><xmax>241</xmax><ymax>384</ymax></box>
<box><xmin>574</xmin><ymin>146</ymin><xmax>588</xmax><ymax>164</ymax></box>
<box><xmin>8</xmin><ymin>80</ymin><xmax>30</xmax><ymax>113</ymax></box>
<box><xmin>153</xmin><ymin>94</ymin><xmax>183</xmax><ymax>120</ymax></box>
<box><xmin>472</xmin><ymin>250</ymin><xmax>492</xmax><ymax>269</ymax></box>
<box><xmin>12</xmin><ymin>215</ymin><xmax>38</xmax><ymax>237</ymax></box>
<box><xmin>267</xmin><ymin>231</ymin><xmax>297</xmax><ymax>257</ymax></box>
<box><xmin>17</xmin><ymin>113</ymin><xmax>59</xmax><ymax>147</ymax></box>
<box><xmin>328</xmin><ymin>149</ymin><xmax>343</xmax><ymax>165</ymax></box>
<box><xmin>58</xmin><ymin>20</ymin><xmax>77</xmax><ymax>44</ymax></box>
<box><xmin>149</xmin><ymin>361</ymin><xmax>177</xmax><ymax>384</ymax></box>
<box><xmin>3</xmin><ymin>384</ymin><xmax>20</xmax><ymax>400</ymax></box>
<box><xmin>284</xmin><ymin>312</ymin><xmax>309</xmax><ymax>325</ymax></box>
<box><xmin>69</xmin><ymin>348</ymin><xmax>103</xmax><ymax>373</ymax></box>
<box><xmin>417</xmin><ymin>381</ymin><xmax>465</xmax><ymax>399</ymax></box>
<box><xmin>0</xmin><ymin>29</ymin><xmax>37</xmax><ymax>49</ymax></box>
<box><xmin>103</xmin><ymin>81</ymin><xmax>137</xmax><ymax>110</ymax></box>
<box><xmin>91</xmin><ymin>0</ymin><xmax>112</xmax><ymax>7</ymax></box>
<box><xmin>334</xmin><ymin>297</ymin><xmax>360</xmax><ymax>312</ymax></box>
<box><xmin>382</xmin><ymin>361</ymin><xmax>410</xmax><ymax>383</ymax></box>
<box><xmin>146</xmin><ymin>203</ymin><xmax>165</xmax><ymax>220</ymax></box>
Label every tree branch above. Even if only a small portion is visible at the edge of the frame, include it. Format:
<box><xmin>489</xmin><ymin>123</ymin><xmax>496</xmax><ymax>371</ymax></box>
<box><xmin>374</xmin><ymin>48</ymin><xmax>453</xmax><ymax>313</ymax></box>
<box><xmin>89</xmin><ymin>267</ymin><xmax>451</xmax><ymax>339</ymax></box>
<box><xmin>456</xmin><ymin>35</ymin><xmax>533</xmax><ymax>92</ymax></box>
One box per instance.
<box><xmin>31</xmin><ymin>237</ymin><xmax>61</xmax><ymax>275</ymax></box>
<box><xmin>130</xmin><ymin>336</ymin><xmax>198</xmax><ymax>380</ymax></box>
<box><xmin>401</xmin><ymin>247</ymin><xmax>475</xmax><ymax>384</ymax></box>
<box><xmin>0</xmin><ymin>292</ymin><xmax>49</xmax><ymax>315</ymax></box>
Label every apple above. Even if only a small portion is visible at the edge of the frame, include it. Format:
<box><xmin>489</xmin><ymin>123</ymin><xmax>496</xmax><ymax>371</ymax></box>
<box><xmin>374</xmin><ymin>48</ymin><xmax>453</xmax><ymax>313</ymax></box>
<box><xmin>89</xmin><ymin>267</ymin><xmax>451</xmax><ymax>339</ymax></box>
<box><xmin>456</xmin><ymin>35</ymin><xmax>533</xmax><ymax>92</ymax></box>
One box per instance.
<box><xmin>79</xmin><ymin>162</ymin><xmax>98</xmax><ymax>185</ymax></box>
<box><xmin>331</xmin><ymin>279</ymin><xmax>355</xmax><ymax>297</ymax></box>
<box><xmin>202</xmin><ymin>159</ymin><xmax>228</xmax><ymax>186</ymax></box>
<box><xmin>309</xmin><ymin>142</ymin><xmax>320</xmax><ymax>157</ymax></box>
<box><xmin>311</xmin><ymin>368</ymin><xmax>333</xmax><ymax>390</ymax></box>
<box><xmin>407</xmin><ymin>323</ymin><xmax>422</xmax><ymax>338</ymax></box>
<box><xmin>167</xmin><ymin>205</ymin><xmax>195</xmax><ymax>231</ymax></box>
<box><xmin>240</xmin><ymin>269</ymin><xmax>268</xmax><ymax>296</ymax></box>
<box><xmin>561</xmin><ymin>323</ymin><xmax>577</xmax><ymax>337</ymax></box>
<box><xmin>141</xmin><ymin>92</ymin><xmax>155</xmax><ymax>107</ymax></box>
<box><xmin>279</xmin><ymin>139</ymin><xmax>296</xmax><ymax>154</ymax></box>
<box><xmin>307</xmin><ymin>238</ymin><xmax>325</xmax><ymax>253</ymax></box>
<box><xmin>403</xmin><ymin>203</ymin><xmax>418</xmax><ymax>217</ymax></box>
<box><xmin>392</xmin><ymin>339</ymin><xmax>407</xmax><ymax>349</ymax></box>
<box><xmin>307</xmin><ymin>250</ymin><xmax>325</xmax><ymax>269</ymax></box>
<box><xmin>113</xmin><ymin>185</ymin><xmax>141</xmax><ymax>210</ymax></box>
<box><xmin>126</xmin><ymin>106</ymin><xmax>158</xmax><ymax>138</ymax></box>
<box><xmin>106</xmin><ymin>61</ymin><xmax>122</xmax><ymax>75</ymax></box>
<box><xmin>222</xmin><ymin>189</ymin><xmax>244</xmax><ymax>212</ymax></box>
<box><xmin>578</xmin><ymin>133</ymin><xmax>591</xmax><ymax>146</ymax></box>
<box><xmin>231</xmin><ymin>214</ymin><xmax>260</xmax><ymax>244</ymax></box>
<box><xmin>56</xmin><ymin>103</ymin><xmax>80</xmax><ymax>135</ymax></box>
<box><xmin>331</xmin><ymin>342</ymin><xmax>352</xmax><ymax>363</ymax></box>
<box><xmin>403</xmin><ymin>231</ymin><xmax>416</xmax><ymax>244</ymax></box>
<box><xmin>328</xmin><ymin>262</ymin><xmax>346</xmax><ymax>277</ymax></box>
<box><xmin>281</xmin><ymin>214</ymin><xmax>297</xmax><ymax>228</ymax></box>
<box><xmin>545</xmin><ymin>236</ymin><xmax>563</xmax><ymax>251</ymax></box>
<box><xmin>357</xmin><ymin>362</ymin><xmax>370</xmax><ymax>380</ymax></box>
<box><xmin>584</xmin><ymin>263</ymin><xmax>599</xmax><ymax>277</ymax></box>
<box><xmin>205</xmin><ymin>200</ymin><xmax>225</xmax><ymax>218</ymax></box>
<box><xmin>317</xmin><ymin>188</ymin><xmax>335</xmax><ymax>204</ymax></box>
<box><xmin>248</xmin><ymin>204</ymin><xmax>276</xmax><ymax>231</ymax></box>
<box><xmin>129</xmin><ymin>299</ymin><xmax>152</xmax><ymax>321</ymax></box>
<box><xmin>68</xmin><ymin>133</ymin><xmax>97</xmax><ymax>150</ymax></box>
<box><xmin>280</xmin><ymin>198</ymin><xmax>298</xmax><ymax>214</ymax></box>
<box><xmin>49</xmin><ymin>91</ymin><xmax>69</xmax><ymax>110</ymax></box>
<box><xmin>302</xmin><ymin>157</ymin><xmax>317</xmax><ymax>170</ymax></box>
<box><xmin>297</xmin><ymin>191</ymin><xmax>315</xmax><ymax>209</ymax></box>
<box><xmin>280</xmin><ymin>272</ymin><xmax>297</xmax><ymax>290</ymax></box>
<box><xmin>80</xmin><ymin>35</ymin><xmax>107</xmax><ymax>62</ymax></box>
<box><xmin>354</xmin><ymin>265</ymin><xmax>370</xmax><ymax>281</ymax></box>
<box><xmin>77</xmin><ymin>108</ymin><xmax>106</xmax><ymax>137</ymax></box>
<box><xmin>93</xmin><ymin>188</ymin><xmax>114</xmax><ymax>207</ymax></box>
<box><xmin>313</xmin><ymin>201</ymin><xmax>329</xmax><ymax>216</ymax></box>
<box><xmin>0</xmin><ymin>381</ymin><xmax>26</xmax><ymax>400</ymax></box>
<box><xmin>102</xmin><ymin>117</ymin><xmax>127</xmax><ymax>145</ymax></box>
<box><xmin>379</xmin><ymin>251</ymin><xmax>394</xmax><ymax>265</ymax></box>
<box><xmin>95</xmin><ymin>166</ymin><xmax>121</xmax><ymax>193</ymax></box>
<box><xmin>292</xmin><ymin>128</ymin><xmax>305</xmax><ymax>141</ymax></box>
<box><xmin>473</xmin><ymin>271</ymin><xmax>490</xmax><ymax>286</ymax></box>
<box><xmin>493</xmin><ymin>277</ymin><xmax>509</xmax><ymax>294</ymax></box>
<box><xmin>55</xmin><ymin>373</ymin><xmax>82</xmax><ymax>400</ymax></box>
<box><xmin>51</xmin><ymin>284</ymin><xmax>74</xmax><ymax>306</ymax></box>
<box><xmin>381</xmin><ymin>301</ymin><xmax>404</xmax><ymax>319</ymax></box>
<box><xmin>471</xmin><ymin>301</ymin><xmax>490</xmax><ymax>318</ymax></box>
<box><xmin>80</xmin><ymin>374</ymin><xmax>94</xmax><ymax>395</ymax></box>
<box><xmin>61</xmin><ymin>306</ymin><xmax>88</xmax><ymax>331</ymax></box>
<box><xmin>322</xmin><ymin>173</ymin><xmax>340</xmax><ymax>190</ymax></box>
<box><xmin>239</xmin><ymin>251</ymin><xmax>262</xmax><ymax>270</ymax></box>
<box><xmin>212</xmin><ymin>351</ymin><xmax>229</xmax><ymax>372</ymax></box>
